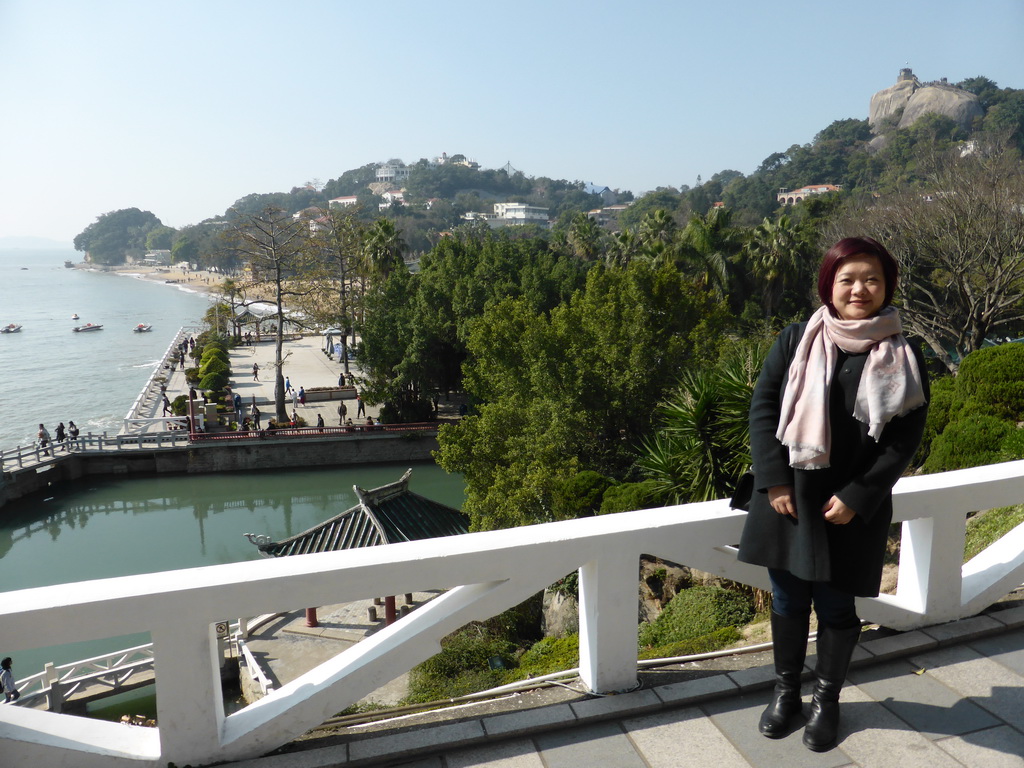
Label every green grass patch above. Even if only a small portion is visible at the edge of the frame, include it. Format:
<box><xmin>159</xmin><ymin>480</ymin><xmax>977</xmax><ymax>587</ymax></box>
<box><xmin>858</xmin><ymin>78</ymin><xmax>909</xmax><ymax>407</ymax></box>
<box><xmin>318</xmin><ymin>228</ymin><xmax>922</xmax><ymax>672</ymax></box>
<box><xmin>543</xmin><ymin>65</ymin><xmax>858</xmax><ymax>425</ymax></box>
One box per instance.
<box><xmin>964</xmin><ymin>505</ymin><xmax>1024</xmax><ymax>561</ymax></box>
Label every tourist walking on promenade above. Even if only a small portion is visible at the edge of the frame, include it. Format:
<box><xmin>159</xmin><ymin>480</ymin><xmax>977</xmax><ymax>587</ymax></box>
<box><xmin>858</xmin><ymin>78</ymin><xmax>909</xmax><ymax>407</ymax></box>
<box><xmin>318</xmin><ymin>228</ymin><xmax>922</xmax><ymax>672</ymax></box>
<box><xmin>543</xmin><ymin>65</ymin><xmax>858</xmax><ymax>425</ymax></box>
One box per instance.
<box><xmin>338</xmin><ymin>402</ymin><xmax>347</xmax><ymax>425</ymax></box>
<box><xmin>285</xmin><ymin>377</ymin><xmax>291</xmax><ymax>395</ymax></box>
<box><xmin>291</xmin><ymin>387</ymin><xmax>298</xmax><ymax>410</ymax></box>
<box><xmin>316</xmin><ymin>413</ymin><xmax>324</xmax><ymax>432</ymax></box>
<box><xmin>298</xmin><ymin>386</ymin><xmax>306</xmax><ymax>406</ymax></box>
<box><xmin>37</xmin><ymin>423</ymin><xmax>51</xmax><ymax>456</ymax></box>
<box><xmin>55</xmin><ymin>422</ymin><xmax>66</xmax><ymax>450</ymax></box>
<box><xmin>68</xmin><ymin>420</ymin><xmax>79</xmax><ymax>448</ymax></box>
<box><xmin>252</xmin><ymin>363</ymin><xmax>259</xmax><ymax>381</ymax></box>
<box><xmin>2</xmin><ymin>657</ymin><xmax>18</xmax><ymax>702</ymax></box>
<box><xmin>737</xmin><ymin>237</ymin><xmax>928</xmax><ymax>752</ymax></box>
<box><xmin>356</xmin><ymin>395</ymin><xmax>365</xmax><ymax>418</ymax></box>
<box><xmin>251</xmin><ymin>404</ymin><xmax>261</xmax><ymax>429</ymax></box>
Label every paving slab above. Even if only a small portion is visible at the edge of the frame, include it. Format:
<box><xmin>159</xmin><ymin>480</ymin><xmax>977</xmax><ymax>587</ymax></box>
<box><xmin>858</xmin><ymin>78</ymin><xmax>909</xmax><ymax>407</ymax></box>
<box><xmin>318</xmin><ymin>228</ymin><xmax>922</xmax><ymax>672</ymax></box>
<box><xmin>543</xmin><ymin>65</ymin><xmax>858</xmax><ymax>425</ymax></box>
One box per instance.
<box><xmin>533</xmin><ymin>721</ymin><xmax>646</xmax><ymax>768</ymax></box>
<box><xmin>445</xmin><ymin>738</ymin><xmax>546</xmax><ymax>768</ymax></box>
<box><xmin>909</xmin><ymin>643</ymin><xmax>1024</xmax><ymax>725</ymax></box>
<box><xmin>934</xmin><ymin>725</ymin><xmax>1024</xmax><ymax>768</ymax></box>
<box><xmin>834</xmin><ymin>684</ymin><xmax>963</xmax><ymax>768</ymax></box>
<box><xmin>622</xmin><ymin>706</ymin><xmax>750</xmax><ymax>768</ymax></box>
<box><xmin>702</xmin><ymin>690</ymin><xmax>848</xmax><ymax>768</ymax></box>
<box><xmin>848</xmin><ymin>658</ymin><xmax>1000</xmax><ymax>738</ymax></box>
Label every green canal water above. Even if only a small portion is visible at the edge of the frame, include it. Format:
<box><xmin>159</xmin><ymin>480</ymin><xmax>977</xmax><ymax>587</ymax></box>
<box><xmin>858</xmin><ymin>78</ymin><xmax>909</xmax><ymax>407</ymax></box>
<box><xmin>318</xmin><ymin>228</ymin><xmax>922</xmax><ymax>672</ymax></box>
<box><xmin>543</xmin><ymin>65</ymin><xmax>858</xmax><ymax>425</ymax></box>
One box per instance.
<box><xmin>0</xmin><ymin>461</ymin><xmax>465</xmax><ymax>717</ymax></box>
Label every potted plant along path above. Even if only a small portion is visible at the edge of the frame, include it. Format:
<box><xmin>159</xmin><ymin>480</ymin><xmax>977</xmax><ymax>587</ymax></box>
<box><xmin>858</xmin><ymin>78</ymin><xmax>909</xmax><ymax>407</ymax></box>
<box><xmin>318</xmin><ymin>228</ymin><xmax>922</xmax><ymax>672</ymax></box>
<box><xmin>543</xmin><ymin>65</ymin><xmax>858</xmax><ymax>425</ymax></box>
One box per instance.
<box><xmin>301</xmin><ymin>385</ymin><xmax>357</xmax><ymax>402</ymax></box>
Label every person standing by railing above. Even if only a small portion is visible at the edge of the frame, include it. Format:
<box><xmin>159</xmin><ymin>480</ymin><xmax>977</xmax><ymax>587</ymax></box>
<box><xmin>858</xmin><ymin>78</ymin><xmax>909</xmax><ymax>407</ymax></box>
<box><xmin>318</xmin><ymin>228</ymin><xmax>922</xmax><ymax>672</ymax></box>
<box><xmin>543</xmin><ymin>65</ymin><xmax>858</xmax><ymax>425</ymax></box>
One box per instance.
<box><xmin>737</xmin><ymin>237</ymin><xmax>929</xmax><ymax>752</ymax></box>
<box><xmin>1</xmin><ymin>657</ymin><xmax>19</xmax><ymax>702</ymax></box>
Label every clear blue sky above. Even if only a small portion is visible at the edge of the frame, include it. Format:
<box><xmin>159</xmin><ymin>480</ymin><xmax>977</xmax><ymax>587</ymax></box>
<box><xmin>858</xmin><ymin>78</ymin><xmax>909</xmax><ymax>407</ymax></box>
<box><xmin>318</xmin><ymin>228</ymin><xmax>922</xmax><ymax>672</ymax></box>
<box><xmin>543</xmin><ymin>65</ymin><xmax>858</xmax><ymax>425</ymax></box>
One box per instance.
<box><xmin>1</xmin><ymin>0</ymin><xmax>1021</xmax><ymax>245</ymax></box>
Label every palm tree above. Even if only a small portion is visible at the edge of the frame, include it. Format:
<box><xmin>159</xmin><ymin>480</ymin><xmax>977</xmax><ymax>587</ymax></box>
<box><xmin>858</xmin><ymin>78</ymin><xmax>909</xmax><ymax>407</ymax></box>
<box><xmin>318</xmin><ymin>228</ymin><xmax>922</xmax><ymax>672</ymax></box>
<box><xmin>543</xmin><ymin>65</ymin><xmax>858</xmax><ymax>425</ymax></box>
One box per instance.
<box><xmin>363</xmin><ymin>218</ymin><xmax>407</xmax><ymax>280</ymax></box>
<box><xmin>745</xmin><ymin>215</ymin><xmax>815</xmax><ymax>318</ymax></box>
<box><xmin>639</xmin><ymin>337</ymin><xmax>770</xmax><ymax>503</ymax></box>
<box><xmin>678</xmin><ymin>207</ymin><xmax>743</xmax><ymax>298</ymax></box>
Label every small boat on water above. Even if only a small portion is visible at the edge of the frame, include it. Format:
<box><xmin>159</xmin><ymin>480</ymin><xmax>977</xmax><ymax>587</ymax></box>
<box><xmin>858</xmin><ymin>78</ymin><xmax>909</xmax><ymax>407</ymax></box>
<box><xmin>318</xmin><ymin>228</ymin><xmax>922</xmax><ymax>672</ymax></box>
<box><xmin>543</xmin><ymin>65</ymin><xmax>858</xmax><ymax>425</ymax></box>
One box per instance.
<box><xmin>133</xmin><ymin>323</ymin><xmax>153</xmax><ymax>333</ymax></box>
<box><xmin>64</xmin><ymin>260</ymin><xmax>74</xmax><ymax>268</ymax></box>
<box><xmin>71</xmin><ymin>313</ymin><xmax>79</xmax><ymax>319</ymax></box>
<box><xmin>1</xmin><ymin>323</ymin><xmax>22</xmax><ymax>334</ymax></box>
<box><xmin>73</xmin><ymin>323</ymin><xmax>103</xmax><ymax>332</ymax></box>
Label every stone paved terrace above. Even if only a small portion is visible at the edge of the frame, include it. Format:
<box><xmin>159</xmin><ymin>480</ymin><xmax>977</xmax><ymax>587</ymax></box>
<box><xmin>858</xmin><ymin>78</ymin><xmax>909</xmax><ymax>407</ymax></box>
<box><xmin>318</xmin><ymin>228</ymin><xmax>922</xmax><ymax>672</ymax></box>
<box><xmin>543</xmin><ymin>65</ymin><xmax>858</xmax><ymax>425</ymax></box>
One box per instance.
<box><xmin>231</xmin><ymin>605</ymin><xmax>1024</xmax><ymax>768</ymax></box>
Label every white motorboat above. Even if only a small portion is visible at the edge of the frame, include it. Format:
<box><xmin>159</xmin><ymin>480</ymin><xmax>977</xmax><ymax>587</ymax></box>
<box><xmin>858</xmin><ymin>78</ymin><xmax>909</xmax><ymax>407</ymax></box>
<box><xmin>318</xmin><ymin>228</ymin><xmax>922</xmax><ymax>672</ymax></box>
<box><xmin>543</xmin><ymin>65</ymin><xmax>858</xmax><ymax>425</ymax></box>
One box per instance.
<box><xmin>73</xmin><ymin>323</ymin><xmax>103</xmax><ymax>332</ymax></box>
<box><xmin>133</xmin><ymin>323</ymin><xmax>153</xmax><ymax>333</ymax></box>
<box><xmin>1</xmin><ymin>323</ymin><xmax>22</xmax><ymax>334</ymax></box>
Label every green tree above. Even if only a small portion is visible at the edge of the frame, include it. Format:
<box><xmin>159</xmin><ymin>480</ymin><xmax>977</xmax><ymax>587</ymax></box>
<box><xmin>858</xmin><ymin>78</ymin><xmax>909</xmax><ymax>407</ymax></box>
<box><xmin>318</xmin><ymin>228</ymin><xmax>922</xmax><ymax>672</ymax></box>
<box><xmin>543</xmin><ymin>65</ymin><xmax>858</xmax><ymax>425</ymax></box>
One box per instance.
<box><xmin>639</xmin><ymin>336</ymin><xmax>771</xmax><ymax>503</ymax></box>
<box><xmin>73</xmin><ymin>208</ymin><xmax>163</xmax><ymax>265</ymax></box>
<box><xmin>437</xmin><ymin>261</ymin><xmax>728</xmax><ymax>530</ymax></box>
<box><xmin>744</xmin><ymin>214</ymin><xmax>816</xmax><ymax>319</ymax></box>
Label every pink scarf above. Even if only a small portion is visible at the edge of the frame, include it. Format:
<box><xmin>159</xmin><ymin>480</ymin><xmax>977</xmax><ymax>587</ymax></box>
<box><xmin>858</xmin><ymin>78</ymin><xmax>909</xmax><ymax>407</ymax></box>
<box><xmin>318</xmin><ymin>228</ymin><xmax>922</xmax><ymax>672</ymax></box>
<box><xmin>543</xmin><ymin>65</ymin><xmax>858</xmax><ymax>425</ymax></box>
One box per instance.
<box><xmin>776</xmin><ymin>305</ymin><xmax>926</xmax><ymax>469</ymax></box>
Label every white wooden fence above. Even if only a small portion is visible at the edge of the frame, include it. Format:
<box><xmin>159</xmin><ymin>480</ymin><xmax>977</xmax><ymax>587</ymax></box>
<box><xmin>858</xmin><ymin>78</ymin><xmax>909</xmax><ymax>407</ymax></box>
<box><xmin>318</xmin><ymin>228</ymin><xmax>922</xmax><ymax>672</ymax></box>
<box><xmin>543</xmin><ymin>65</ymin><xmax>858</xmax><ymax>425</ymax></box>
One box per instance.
<box><xmin>1</xmin><ymin>460</ymin><xmax>1024</xmax><ymax>767</ymax></box>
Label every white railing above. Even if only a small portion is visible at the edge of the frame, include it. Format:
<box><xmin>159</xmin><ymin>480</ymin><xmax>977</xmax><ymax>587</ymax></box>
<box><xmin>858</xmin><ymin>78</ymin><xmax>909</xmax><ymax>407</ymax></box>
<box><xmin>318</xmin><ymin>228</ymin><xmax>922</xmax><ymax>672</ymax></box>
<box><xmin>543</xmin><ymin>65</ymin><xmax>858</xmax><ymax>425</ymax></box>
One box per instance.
<box><xmin>13</xmin><ymin>644</ymin><xmax>156</xmax><ymax>713</ymax></box>
<box><xmin>0</xmin><ymin>430</ymin><xmax>191</xmax><ymax>471</ymax></box>
<box><xmin>2</xmin><ymin>461</ymin><xmax>1024</xmax><ymax>767</ymax></box>
<box><xmin>122</xmin><ymin>327</ymin><xmax>188</xmax><ymax>429</ymax></box>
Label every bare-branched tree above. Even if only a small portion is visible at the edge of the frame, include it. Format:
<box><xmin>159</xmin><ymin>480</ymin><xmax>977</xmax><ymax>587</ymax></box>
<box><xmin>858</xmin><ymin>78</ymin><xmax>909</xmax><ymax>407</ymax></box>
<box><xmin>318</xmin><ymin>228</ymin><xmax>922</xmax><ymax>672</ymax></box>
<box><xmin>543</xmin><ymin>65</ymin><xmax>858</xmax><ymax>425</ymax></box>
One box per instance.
<box><xmin>222</xmin><ymin>206</ymin><xmax>315</xmax><ymax>421</ymax></box>
<box><xmin>825</xmin><ymin>137</ymin><xmax>1024</xmax><ymax>373</ymax></box>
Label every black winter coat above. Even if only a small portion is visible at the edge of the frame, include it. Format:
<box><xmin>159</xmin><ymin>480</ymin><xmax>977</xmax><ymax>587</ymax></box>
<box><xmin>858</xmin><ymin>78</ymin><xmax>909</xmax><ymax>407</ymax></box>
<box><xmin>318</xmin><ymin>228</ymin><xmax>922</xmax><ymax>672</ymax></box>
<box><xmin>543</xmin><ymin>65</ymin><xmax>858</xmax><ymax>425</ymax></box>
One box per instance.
<box><xmin>737</xmin><ymin>321</ymin><xmax>929</xmax><ymax>597</ymax></box>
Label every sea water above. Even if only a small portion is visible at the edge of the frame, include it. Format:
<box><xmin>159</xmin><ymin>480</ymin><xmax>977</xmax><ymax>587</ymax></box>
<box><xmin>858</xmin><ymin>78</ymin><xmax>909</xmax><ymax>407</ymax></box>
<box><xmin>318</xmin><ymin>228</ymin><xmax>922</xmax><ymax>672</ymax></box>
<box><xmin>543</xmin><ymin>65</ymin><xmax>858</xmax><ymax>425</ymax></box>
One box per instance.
<box><xmin>0</xmin><ymin>248</ymin><xmax>214</xmax><ymax>448</ymax></box>
<box><xmin>0</xmin><ymin>248</ymin><xmax>466</xmax><ymax>687</ymax></box>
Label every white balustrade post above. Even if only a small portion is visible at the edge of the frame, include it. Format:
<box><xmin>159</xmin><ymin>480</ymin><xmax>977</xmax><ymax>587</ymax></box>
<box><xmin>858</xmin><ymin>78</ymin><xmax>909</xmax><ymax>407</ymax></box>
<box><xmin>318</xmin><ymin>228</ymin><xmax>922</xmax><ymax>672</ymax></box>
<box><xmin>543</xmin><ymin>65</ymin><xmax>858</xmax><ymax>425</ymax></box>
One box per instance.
<box><xmin>152</xmin><ymin>621</ymin><xmax>225</xmax><ymax>765</ymax></box>
<box><xmin>894</xmin><ymin>514</ymin><xmax>966</xmax><ymax>621</ymax></box>
<box><xmin>577</xmin><ymin>551</ymin><xmax>639</xmax><ymax>693</ymax></box>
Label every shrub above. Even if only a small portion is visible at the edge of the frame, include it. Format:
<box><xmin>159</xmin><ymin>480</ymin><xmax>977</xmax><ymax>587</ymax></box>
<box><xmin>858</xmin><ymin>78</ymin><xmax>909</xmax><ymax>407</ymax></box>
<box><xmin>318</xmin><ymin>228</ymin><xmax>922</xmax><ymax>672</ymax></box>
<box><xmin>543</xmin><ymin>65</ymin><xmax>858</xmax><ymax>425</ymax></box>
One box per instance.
<box><xmin>170</xmin><ymin>394</ymin><xmax>189</xmax><ymax>416</ymax></box>
<box><xmin>405</xmin><ymin>627</ymin><xmax>517</xmax><ymax>703</ymax></box>
<box><xmin>516</xmin><ymin>635</ymin><xmax>579</xmax><ymax>678</ymax></box>
<box><xmin>599</xmin><ymin>480</ymin><xmax>664</xmax><ymax>515</ymax></box>
<box><xmin>638</xmin><ymin>626</ymin><xmax>742</xmax><ymax>659</ymax></box>
<box><xmin>918</xmin><ymin>375</ymin><xmax>956</xmax><ymax>466</ymax></box>
<box><xmin>198</xmin><ymin>371</ymin><xmax>228</xmax><ymax>392</ymax></box>
<box><xmin>955</xmin><ymin>343</ymin><xmax>1024</xmax><ymax>420</ymax></box>
<box><xmin>922</xmin><ymin>414</ymin><xmax>1013</xmax><ymax>473</ymax></box>
<box><xmin>201</xmin><ymin>348</ymin><xmax>230</xmax><ymax>366</ymax></box>
<box><xmin>638</xmin><ymin>585</ymin><xmax>754</xmax><ymax>649</ymax></box>
<box><xmin>552</xmin><ymin>471</ymin><xmax>614</xmax><ymax>518</ymax></box>
<box><xmin>200</xmin><ymin>358</ymin><xmax>230</xmax><ymax>377</ymax></box>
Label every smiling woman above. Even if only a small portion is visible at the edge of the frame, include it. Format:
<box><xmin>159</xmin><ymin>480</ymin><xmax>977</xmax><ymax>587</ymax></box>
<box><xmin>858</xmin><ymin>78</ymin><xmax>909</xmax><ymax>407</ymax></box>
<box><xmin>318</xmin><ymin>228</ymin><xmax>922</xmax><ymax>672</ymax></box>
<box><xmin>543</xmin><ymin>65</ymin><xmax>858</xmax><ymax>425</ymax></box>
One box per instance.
<box><xmin>737</xmin><ymin>236</ymin><xmax>929</xmax><ymax>752</ymax></box>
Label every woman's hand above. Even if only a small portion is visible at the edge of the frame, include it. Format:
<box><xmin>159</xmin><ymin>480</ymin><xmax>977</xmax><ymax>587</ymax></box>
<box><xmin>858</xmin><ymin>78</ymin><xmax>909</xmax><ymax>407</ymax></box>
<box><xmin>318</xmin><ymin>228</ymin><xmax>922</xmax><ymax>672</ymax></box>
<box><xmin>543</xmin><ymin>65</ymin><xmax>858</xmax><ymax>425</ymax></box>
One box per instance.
<box><xmin>822</xmin><ymin>495</ymin><xmax>856</xmax><ymax>525</ymax></box>
<box><xmin>768</xmin><ymin>485</ymin><xmax>797</xmax><ymax>518</ymax></box>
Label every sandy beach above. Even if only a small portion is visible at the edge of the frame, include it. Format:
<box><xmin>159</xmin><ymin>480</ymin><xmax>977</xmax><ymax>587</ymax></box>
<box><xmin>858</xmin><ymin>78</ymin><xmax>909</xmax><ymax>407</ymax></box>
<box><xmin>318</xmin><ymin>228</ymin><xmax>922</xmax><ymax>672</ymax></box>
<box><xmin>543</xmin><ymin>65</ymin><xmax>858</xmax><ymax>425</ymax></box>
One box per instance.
<box><xmin>104</xmin><ymin>262</ymin><xmax>230</xmax><ymax>297</ymax></box>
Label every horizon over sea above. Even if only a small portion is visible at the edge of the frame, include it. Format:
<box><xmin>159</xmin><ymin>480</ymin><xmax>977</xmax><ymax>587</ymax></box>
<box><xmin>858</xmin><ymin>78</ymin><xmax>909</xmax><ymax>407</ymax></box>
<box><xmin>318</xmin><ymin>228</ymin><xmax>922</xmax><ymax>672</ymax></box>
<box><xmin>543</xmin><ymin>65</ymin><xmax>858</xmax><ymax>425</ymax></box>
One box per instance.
<box><xmin>0</xmin><ymin>248</ymin><xmax>215</xmax><ymax>449</ymax></box>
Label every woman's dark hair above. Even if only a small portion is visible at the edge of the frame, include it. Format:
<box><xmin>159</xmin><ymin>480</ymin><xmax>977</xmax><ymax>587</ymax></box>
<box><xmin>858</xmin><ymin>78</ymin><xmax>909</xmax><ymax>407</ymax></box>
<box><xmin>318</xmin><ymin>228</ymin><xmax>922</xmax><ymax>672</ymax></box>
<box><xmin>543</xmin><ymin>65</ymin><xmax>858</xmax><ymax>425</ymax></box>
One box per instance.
<box><xmin>817</xmin><ymin>236</ymin><xmax>898</xmax><ymax>314</ymax></box>
<box><xmin>1</xmin><ymin>657</ymin><xmax>11</xmax><ymax>669</ymax></box>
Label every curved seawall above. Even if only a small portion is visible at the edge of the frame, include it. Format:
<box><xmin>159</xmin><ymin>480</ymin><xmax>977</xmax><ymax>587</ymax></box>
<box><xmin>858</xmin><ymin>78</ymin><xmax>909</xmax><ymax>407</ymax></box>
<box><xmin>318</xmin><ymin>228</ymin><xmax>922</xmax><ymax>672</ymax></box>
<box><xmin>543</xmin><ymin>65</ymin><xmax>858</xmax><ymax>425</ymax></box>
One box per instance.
<box><xmin>0</xmin><ymin>431</ymin><xmax>439</xmax><ymax>509</ymax></box>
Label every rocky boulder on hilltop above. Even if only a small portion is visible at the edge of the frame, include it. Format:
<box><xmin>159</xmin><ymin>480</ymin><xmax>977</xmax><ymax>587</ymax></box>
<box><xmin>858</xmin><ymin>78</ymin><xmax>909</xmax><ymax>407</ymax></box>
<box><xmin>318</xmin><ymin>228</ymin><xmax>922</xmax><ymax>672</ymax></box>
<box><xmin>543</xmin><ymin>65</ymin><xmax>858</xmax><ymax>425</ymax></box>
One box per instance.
<box><xmin>869</xmin><ymin>68</ymin><xmax>983</xmax><ymax>134</ymax></box>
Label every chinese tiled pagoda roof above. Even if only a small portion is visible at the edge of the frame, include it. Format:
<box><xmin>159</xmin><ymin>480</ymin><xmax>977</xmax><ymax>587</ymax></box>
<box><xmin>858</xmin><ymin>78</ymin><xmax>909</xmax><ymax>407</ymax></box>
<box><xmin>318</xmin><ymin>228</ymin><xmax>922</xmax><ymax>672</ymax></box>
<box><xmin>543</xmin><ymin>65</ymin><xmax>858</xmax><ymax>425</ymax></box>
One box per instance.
<box><xmin>244</xmin><ymin>468</ymin><xmax>468</xmax><ymax>557</ymax></box>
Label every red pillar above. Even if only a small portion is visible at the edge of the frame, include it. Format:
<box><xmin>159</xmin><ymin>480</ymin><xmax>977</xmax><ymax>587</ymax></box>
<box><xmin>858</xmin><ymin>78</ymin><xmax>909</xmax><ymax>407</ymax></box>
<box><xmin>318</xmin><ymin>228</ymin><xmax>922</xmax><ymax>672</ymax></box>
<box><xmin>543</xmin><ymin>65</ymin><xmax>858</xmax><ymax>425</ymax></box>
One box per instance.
<box><xmin>305</xmin><ymin>607</ymin><xmax>319</xmax><ymax>627</ymax></box>
<box><xmin>384</xmin><ymin>595</ymin><xmax>397</xmax><ymax>625</ymax></box>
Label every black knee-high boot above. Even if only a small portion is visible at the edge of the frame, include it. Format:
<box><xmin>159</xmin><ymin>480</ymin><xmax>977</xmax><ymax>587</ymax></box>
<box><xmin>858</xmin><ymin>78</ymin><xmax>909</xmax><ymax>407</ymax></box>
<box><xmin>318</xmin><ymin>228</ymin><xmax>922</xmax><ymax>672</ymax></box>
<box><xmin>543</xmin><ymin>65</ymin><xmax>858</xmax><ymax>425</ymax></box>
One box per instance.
<box><xmin>759</xmin><ymin>611</ymin><xmax>810</xmax><ymax>738</ymax></box>
<box><xmin>803</xmin><ymin>622</ymin><xmax>861</xmax><ymax>752</ymax></box>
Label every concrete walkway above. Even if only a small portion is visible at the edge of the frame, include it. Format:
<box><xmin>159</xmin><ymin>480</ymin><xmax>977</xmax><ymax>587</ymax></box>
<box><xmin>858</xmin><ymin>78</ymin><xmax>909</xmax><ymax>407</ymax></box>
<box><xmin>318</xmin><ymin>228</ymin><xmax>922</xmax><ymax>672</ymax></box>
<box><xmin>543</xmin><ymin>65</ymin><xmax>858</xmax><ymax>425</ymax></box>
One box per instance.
<box><xmin>232</xmin><ymin>604</ymin><xmax>1024</xmax><ymax>768</ymax></box>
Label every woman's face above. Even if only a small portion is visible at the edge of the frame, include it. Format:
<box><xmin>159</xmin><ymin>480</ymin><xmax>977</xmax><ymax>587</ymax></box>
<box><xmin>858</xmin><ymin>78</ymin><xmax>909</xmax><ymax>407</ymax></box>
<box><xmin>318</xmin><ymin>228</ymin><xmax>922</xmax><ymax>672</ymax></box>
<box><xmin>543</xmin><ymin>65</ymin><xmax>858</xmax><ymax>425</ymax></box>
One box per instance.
<box><xmin>831</xmin><ymin>255</ymin><xmax>886</xmax><ymax>320</ymax></box>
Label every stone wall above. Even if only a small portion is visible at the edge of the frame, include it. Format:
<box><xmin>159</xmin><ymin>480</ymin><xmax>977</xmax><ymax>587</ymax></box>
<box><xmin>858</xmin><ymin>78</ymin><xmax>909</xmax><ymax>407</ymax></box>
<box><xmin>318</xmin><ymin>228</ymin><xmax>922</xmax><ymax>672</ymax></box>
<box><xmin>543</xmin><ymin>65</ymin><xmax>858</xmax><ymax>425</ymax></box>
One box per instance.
<box><xmin>0</xmin><ymin>432</ymin><xmax>439</xmax><ymax>509</ymax></box>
